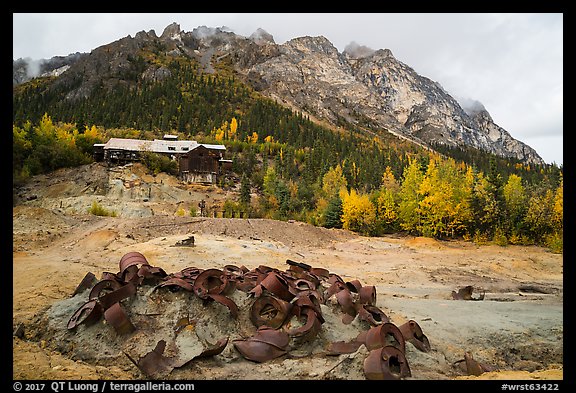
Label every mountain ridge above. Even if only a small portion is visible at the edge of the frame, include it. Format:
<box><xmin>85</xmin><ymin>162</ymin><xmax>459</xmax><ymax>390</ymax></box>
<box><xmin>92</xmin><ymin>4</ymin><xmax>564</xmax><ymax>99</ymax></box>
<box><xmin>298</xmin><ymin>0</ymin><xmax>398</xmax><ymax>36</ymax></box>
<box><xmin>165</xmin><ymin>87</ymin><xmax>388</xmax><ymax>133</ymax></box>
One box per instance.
<box><xmin>12</xmin><ymin>22</ymin><xmax>545</xmax><ymax>165</ymax></box>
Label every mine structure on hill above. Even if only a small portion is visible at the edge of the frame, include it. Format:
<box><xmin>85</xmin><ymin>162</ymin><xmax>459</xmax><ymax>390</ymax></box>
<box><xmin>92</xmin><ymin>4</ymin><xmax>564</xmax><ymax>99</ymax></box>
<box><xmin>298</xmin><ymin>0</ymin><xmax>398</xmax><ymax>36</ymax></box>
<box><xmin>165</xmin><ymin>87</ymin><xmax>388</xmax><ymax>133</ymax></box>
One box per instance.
<box><xmin>94</xmin><ymin>134</ymin><xmax>232</xmax><ymax>184</ymax></box>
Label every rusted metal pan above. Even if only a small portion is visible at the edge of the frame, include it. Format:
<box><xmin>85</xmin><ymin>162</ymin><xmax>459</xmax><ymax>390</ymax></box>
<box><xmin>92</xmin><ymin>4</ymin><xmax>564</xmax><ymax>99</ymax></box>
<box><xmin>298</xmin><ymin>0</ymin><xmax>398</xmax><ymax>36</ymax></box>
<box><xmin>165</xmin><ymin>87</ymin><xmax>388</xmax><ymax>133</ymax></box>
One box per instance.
<box><xmin>89</xmin><ymin>279</ymin><xmax>123</xmax><ymax>300</ymax></box>
<box><xmin>119</xmin><ymin>252</ymin><xmax>150</xmax><ymax>274</ymax></box>
<box><xmin>336</xmin><ymin>289</ymin><xmax>357</xmax><ymax>324</ymax></box>
<box><xmin>285</xmin><ymin>307</ymin><xmax>322</xmax><ymax>339</ymax></box>
<box><xmin>358</xmin><ymin>285</ymin><xmax>376</xmax><ymax>306</ymax></box>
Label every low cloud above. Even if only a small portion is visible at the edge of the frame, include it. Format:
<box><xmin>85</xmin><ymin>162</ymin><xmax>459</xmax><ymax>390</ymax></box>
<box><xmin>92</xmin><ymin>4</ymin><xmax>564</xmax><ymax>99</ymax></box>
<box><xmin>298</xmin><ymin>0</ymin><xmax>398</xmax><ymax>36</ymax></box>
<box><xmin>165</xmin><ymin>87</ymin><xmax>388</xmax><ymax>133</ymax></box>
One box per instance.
<box><xmin>343</xmin><ymin>41</ymin><xmax>375</xmax><ymax>58</ymax></box>
<box><xmin>457</xmin><ymin>97</ymin><xmax>486</xmax><ymax>116</ymax></box>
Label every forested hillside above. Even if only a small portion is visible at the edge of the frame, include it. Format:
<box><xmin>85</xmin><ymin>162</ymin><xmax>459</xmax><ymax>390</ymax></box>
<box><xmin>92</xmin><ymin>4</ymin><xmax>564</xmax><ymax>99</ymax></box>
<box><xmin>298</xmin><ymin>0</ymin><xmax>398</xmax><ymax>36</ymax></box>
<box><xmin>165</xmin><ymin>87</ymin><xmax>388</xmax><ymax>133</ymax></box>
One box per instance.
<box><xmin>13</xmin><ymin>50</ymin><xmax>563</xmax><ymax>251</ymax></box>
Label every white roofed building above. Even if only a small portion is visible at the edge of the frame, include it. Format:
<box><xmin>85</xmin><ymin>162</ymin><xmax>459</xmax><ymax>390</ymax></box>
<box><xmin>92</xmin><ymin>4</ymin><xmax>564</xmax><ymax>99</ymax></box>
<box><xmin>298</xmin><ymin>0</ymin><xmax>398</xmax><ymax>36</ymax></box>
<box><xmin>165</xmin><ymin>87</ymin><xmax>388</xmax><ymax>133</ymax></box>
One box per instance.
<box><xmin>93</xmin><ymin>135</ymin><xmax>230</xmax><ymax>184</ymax></box>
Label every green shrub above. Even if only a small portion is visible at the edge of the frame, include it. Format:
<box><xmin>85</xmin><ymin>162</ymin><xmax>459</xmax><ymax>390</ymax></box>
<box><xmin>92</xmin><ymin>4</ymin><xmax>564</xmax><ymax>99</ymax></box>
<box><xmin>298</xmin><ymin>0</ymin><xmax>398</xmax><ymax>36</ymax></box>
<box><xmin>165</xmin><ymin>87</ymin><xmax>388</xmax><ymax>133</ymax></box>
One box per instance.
<box><xmin>88</xmin><ymin>200</ymin><xmax>117</xmax><ymax>217</ymax></box>
<box><xmin>472</xmin><ymin>230</ymin><xmax>490</xmax><ymax>245</ymax></box>
<box><xmin>544</xmin><ymin>232</ymin><xmax>563</xmax><ymax>254</ymax></box>
<box><xmin>492</xmin><ymin>227</ymin><xmax>508</xmax><ymax>246</ymax></box>
<box><xmin>141</xmin><ymin>152</ymin><xmax>178</xmax><ymax>175</ymax></box>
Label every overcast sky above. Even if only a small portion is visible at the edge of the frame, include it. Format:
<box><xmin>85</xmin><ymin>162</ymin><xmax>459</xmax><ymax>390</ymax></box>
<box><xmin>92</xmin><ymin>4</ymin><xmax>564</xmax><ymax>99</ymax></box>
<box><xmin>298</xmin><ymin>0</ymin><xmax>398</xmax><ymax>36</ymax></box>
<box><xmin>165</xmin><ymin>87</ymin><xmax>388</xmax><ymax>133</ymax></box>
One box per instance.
<box><xmin>12</xmin><ymin>13</ymin><xmax>563</xmax><ymax>166</ymax></box>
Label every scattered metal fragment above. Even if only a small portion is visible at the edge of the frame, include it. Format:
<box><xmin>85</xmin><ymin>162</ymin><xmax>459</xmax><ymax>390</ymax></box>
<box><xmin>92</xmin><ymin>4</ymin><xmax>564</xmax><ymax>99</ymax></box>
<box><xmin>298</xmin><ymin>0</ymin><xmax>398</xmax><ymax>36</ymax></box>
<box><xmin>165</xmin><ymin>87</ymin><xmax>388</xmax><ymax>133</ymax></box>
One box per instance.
<box><xmin>453</xmin><ymin>351</ymin><xmax>495</xmax><ymax>376</ymax></box>
<box><xmin>97</xmin><ymin>282</ymin><xmax>137</xmax><ymax>310</ymax></box>
<box><xmin>156</xmin><ymin>277</ymin><xmax>194</xmax><ymax>292</ymax></box>
<box><xmin>451</xmin><ymin>285</ymin><xmax>485</xmax><ymax>301</ymax></box>
<box><xmin>286</xmin><ymin>259</ymin><xmax>312</xmax><ymax>271</ymax></box>
<box><xmin>126</xmin><ymin>339</ymin><xmax>175</xmax><ymax>379</ymax></box>
<box><xmin>174</xmin><ymin>235</ymin><xmax>195</xmax><ymax>247</ymax></box>
<box><xmin>71</xmin><ymin>272</ymin><xmax>98</xmax><ymax>297</ymax></box>
<box><xmin>464</xmin><ymin>351</ymin><xmax>484</xmax><ymax>376</ymax></box>
<box><xmin>205</xmin><ymin>293</ymin><xmax>239</xmax><ymax>318</ymax></box>
<box><xmin>174</xmin><ymin>316</ymin><xmax>195</xmax><ymax>334</ymax></box>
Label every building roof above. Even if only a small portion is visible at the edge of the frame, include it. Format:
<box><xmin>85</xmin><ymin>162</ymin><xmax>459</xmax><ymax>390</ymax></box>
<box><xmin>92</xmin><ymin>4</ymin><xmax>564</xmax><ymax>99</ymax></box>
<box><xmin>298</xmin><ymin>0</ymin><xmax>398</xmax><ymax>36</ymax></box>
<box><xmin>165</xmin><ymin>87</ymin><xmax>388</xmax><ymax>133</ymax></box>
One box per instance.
<box><xmin>100</xmin><ymin>138</ymin><xmax>225</xmax><ymax>154</ymax></box>
<box><xmin>200</xmin><ymin>143</ymin><xmax>227</xmax><ymax>151</ymax></box>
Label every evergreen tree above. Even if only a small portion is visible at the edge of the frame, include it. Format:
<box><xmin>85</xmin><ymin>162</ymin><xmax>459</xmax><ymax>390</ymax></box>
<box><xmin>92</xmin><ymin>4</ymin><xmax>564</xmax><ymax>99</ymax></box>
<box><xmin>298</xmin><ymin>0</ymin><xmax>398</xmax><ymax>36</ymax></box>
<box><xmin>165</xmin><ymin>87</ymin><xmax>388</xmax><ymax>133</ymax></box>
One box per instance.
<box><xmin>324</xmin><ymin>194</ymin><xmax>343</xmax><ymax>229</ymax></box>
<box><xmin>240</xmin><ymin>174</ymin><xmax>251</xmax><ymax>206</ymax></box>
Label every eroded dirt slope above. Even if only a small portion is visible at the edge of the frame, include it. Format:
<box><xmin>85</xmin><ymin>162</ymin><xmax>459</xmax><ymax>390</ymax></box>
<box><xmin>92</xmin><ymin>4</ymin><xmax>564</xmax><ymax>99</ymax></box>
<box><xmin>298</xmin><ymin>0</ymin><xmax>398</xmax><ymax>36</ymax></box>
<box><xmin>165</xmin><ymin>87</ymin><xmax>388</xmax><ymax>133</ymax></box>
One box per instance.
<box><xmin>12</xmin><ymin>164</ymin><xmax>563</xmax><ymax>381</ymax></box>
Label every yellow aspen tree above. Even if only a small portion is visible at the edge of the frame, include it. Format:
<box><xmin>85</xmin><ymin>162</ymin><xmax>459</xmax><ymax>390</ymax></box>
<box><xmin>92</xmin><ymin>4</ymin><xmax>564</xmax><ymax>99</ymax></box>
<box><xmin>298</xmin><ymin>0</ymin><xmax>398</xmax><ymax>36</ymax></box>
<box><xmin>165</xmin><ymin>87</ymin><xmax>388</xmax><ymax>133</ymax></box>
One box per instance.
<box><xmin>381</xmin><ymin>166</ymin><xmax>399</xmax><ymax>194</ymax></box>
<box><xmin>247</xmin><ymin>132</ymin><xmax>258</xmax><ymax>144</ymax></box>
<box><xmin>503</xmin><ymin>173</ymin><xmax>527</xmax><ymax>235</ymax></box>
<box><xmin>552</xmin><ymin>173</ymin><xmax>563</xmax><ymax>230</ymax></box>
<box><xmin>229</xmin><ymin>117</ymin><xmax>238</xmax><ymax>140</ymax></box>
<box><xmin>341</xmin><ymin>189</ymin><xmax>376</xmax><ymax>235</ymax></box>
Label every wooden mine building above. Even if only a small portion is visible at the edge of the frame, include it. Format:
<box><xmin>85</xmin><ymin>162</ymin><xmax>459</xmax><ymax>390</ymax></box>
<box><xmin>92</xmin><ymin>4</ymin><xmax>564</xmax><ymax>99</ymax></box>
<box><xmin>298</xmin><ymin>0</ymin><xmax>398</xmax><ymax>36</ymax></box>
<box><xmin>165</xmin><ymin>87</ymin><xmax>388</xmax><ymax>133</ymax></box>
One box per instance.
<box><xmin>94</xmin><ymin>135</ymin><xmax>232</xmax><ymax>184</ymax></box>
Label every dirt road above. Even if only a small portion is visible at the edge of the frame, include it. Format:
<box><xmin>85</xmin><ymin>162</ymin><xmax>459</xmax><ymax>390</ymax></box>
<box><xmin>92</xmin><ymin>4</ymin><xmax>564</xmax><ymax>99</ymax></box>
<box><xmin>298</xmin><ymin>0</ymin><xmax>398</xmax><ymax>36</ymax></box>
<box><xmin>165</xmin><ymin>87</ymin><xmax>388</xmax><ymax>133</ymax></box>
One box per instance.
<box><xmin>12</xmin><ymin>163</ymin><xmax>563</xmax><ymax>381</ymax></box>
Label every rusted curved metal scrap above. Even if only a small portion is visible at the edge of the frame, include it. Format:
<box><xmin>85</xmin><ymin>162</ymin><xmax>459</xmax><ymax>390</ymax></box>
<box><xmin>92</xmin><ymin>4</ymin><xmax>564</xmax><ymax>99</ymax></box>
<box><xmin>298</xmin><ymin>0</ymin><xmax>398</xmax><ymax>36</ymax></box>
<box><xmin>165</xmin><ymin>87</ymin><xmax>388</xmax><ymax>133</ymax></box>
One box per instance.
<box><xmin>71</xmin><ymin>272</ymin><xmax>98</xmax><ymax>297</ymax></box>
<box><xmin>398</xmin><ymin>320</ymin><xmax>431</xmax><ymax>352</ymax></box>
<box><xmin>126</xmin><ymin>337</ymin><xmax>229</xmax><ymax>379</ymax></box>
<box><xmin>67</xmin><ymin>252</ymin><xmax>164</xmax><ymax>334</ymax></box>
<box><xmin>327</xmin><ymin>322</ymin><xmax>407</xmax><ymax>356</ymax></box>
<box><xmin>452</xmin><ymin>351</ymin><xmax>496</xmax><ymax>376</ymax></box>
<box><xmin>68</xmin><ymin>281</ymin><xmax>138</xmax><ymax>334</ymax></box>
<box><xmin>233</xmin><ymin>326</ymin><xmax>290</xmax><ymax>363</ymax></box>
<box><xmin>451</xmin><ymin>285</ymin><xmax>485</xmax><ymax>301</ymax></box>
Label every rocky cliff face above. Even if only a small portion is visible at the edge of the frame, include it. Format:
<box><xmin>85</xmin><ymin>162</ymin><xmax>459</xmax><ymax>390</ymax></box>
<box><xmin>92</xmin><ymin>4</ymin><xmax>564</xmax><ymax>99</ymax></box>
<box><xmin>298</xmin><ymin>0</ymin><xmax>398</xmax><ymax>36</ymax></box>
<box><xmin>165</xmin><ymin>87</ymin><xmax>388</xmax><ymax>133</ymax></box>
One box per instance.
<box><xmin>232</xmin><ymin>34</ymin><xmax>543</xmax><ymax>164</ymax></box>
<box><xmin>13</xmin><ymin>23</ymin><xmax>544</xmax><ymax>165</ymax></box>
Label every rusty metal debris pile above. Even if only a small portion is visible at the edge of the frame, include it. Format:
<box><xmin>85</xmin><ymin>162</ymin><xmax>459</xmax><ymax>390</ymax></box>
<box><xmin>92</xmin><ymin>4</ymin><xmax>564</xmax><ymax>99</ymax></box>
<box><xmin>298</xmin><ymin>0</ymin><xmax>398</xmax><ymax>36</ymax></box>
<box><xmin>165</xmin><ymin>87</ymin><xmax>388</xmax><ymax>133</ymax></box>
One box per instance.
<box><xmin>67</xmin><ymin>252</ymin><xmax>431</xmax><ymax>380</ymax></box>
